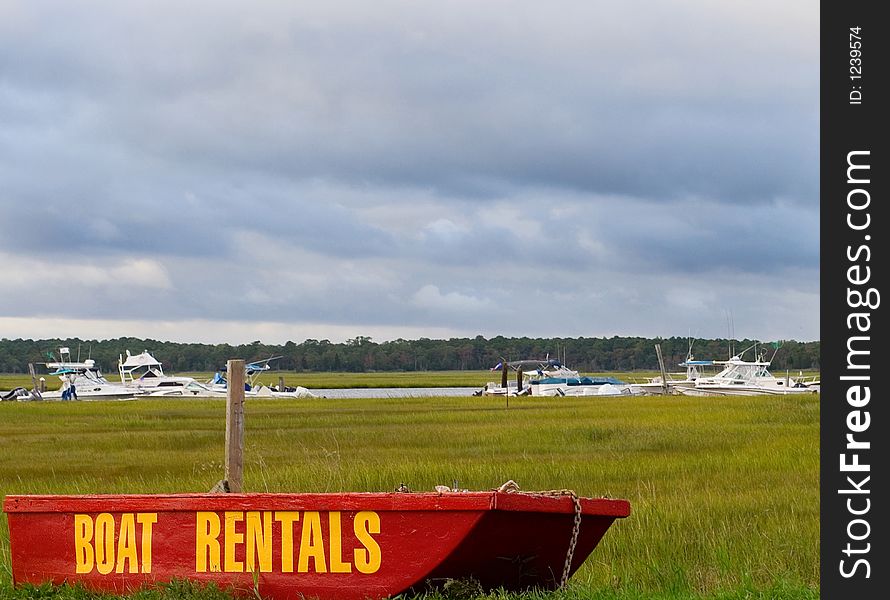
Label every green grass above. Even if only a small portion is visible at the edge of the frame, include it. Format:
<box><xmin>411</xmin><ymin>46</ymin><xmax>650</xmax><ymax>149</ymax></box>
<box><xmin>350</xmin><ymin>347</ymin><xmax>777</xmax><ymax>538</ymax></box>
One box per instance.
<box><xmin>0</xmin><ymin>393</ymin><xmax>819</xmax><ymax>599</ymax></box>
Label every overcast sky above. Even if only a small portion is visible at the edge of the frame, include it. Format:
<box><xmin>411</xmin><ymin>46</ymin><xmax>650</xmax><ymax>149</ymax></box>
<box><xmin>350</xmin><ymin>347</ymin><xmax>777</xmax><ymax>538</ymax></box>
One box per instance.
<box><xmin>0</xmin><ymin>0</ymin><xmax>818</xmax><ymax>345</ymax></box>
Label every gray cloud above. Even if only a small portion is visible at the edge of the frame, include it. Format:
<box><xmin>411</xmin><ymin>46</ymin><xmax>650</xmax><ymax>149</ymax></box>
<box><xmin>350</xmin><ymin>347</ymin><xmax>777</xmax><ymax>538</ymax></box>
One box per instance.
<box><xmin>0</xmin><ymin>0</ymin><xmax>818</xmax><ymax>342</ymax></box>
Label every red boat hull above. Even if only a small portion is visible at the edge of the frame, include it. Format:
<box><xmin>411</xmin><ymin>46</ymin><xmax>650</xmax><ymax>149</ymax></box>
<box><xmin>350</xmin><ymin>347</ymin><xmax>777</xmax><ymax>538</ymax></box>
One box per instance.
<box><xmin>5</xmin><ymin>492</ymin><xmax>629</xmax><ymax>599</ymax></box>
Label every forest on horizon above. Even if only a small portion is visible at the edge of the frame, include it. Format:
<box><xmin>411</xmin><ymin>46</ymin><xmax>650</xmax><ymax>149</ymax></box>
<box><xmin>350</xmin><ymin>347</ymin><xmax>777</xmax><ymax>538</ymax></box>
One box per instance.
<box><xmin>0</xmin><ymin>335</ymin><xmax>820</xmax><ymax>374</ymax></box>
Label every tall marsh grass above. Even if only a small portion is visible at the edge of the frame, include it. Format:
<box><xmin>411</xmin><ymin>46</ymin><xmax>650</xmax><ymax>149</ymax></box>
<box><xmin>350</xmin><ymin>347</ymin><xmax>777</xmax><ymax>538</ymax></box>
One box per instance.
<box><xmin>0</xmin><ymin>393</ymin><xmax>818</xmax><ymax>598</ymax></box>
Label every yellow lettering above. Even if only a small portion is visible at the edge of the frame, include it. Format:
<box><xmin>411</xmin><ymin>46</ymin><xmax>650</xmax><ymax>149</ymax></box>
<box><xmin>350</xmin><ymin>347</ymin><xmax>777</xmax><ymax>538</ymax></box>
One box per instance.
<box><xmin>137</xmin><ymin>513</ymin><xmax>157</xmax><ymax>574</ymax></box>
<box><xmin>94</xmin><ymin>513</ymin><xmax>115</xmax><ymax>575</ymax></box>
<box><xmin>328</xmin><ymin>512</ymin><xmax>351</xmax><ymax>573</ymax></box>
<box><xmin>274</xmin><ymin>511</ymin><xmax>300</xmax><ymax>573</ymax></box>
<box><xmin>74</xmin><ymin>514</ymin><xmax>94</xmax><ymax>574</ymax></box>
<box><xmin>115</xmin><ymin>514</ymin><xmax>138</xmax><ymax>574</ymax></box>
<box><xmin>196</xmin><ymin>512</ymin><xmax>221</xmax><ymax>572</ymax></box>
<box><xmin>353</xmin><ymin>511</ymin><xmax>381</xmax><ymax>574</ymax></box>
<box><xmin>297</xmin><ymin>511</ymin><xmax>326</xmax><ymax>573</ymax></box>
<box><xmin>245</xmin><ymin>511</ymin><xmax>273</xmax><ymax>573</ymax></box>
<box><xmin>224</xmin><ymin>511</ymin><xmax>244</xmax><ymax>573</ymax></box>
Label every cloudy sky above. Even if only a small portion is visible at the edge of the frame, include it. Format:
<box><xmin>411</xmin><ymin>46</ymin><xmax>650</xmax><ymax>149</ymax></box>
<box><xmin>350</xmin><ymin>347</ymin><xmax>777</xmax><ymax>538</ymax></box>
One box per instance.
<box><xmin>0</xmin><ymin>0</ymin><xmax>818</xmax><ymax>345</ymax></box>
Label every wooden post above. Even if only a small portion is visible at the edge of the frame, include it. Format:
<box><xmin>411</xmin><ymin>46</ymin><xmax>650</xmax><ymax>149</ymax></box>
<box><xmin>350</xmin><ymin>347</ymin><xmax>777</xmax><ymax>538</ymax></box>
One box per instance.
<box><xmin>655</xmin><ymin>344</ymin><xmax>669</xmax><ymax>396</ymax></box>
<box><xmin>501</xmin><ymin>361</ymin><xmax>509</xmax><ymax>408</ymax></box>
<box><xmin>225</xmin><ymin>359</ymin><xmax>245</xmax><ymax>493</ymax></box>
<box><xmin>278</xmin><ymin>376</ymin><xmax>285</xmax><ymax>392</ymax></box>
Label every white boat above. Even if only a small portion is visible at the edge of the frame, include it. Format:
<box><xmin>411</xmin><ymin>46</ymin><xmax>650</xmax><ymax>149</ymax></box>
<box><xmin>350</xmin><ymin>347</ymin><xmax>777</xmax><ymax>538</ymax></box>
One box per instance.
<box><xmin>40</xmin><ymin>367</ymin><xmax>135</xmax><ymax>400</ymax></box>
<box><xmin>679</xmin><ymin>346</ymin><xmax>818</xmax><ymax>397</ymax></box>
<box><xmin>45</xmin><ymin>348</ymin><xmax>134</xmax><ymax>399</ymax></box>
<box><xmin>630</xmin><ymin>357</ymin><xmax>717</xmax><ymax>396</ymax></box>
<box><xmin>478</xmin><ymin>359</ymin><xmax>638</xmax><ymax>397</ymax></box>
<box><xmin>118</xmin><ymin>350</ymin><xmax>202</xmax><ymax>395</ymax></box>
<box><xmin>5</xmin><ymin>348</ymin><xmax>135</xmax><ymax>401</ymax></box>
<box><xmin>137</xmin><ymin>380</ymin><xmax>228</xmax><ymax>397</ymax></box>
<box><xmin>119</xmin><ymin>351</ymin><xmax>315</xmax><ymax>399</ymax></box>
<box><xmin>207</xmin><ymin>357</ymin><xmax>316</xmax><ymax>399</ymax></box>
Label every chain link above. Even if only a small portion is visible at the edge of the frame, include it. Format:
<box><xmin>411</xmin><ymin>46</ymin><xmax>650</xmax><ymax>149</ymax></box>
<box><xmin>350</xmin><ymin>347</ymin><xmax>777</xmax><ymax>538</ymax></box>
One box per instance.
<box><xmin>559</xmin><ymin>492</ymin><xmax>583</xmax><ymax>589</ymax></box>
<box><xmin>491</xmin><ymin>482</ymin><xmax>584</xmax><ymax>589</ymax></box>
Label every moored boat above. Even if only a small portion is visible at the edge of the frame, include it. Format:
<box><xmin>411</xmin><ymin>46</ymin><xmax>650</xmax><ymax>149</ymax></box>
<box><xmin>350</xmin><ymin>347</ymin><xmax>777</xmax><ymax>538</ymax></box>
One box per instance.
<box><xmin>679</xmin><ymin>349</ymin><xmax>818</xmax><ymax>396</ymax></box>
<box><xmin>119</xmin><ymin>350</ymin><xmax>201</xmax><ymax>395</ymax></box>
<box><xmin>5</xmin><ymin>490</ymin><xmax>629</xmax><ymax>600</ymax></box>
<box><xmin>18</xmin><ymin>348</ymin><xmax>135</xmax><ymax>401</ymax></box>
<box><xmin>208</xmin><ymin>357</ymin><xmax>316</xmax><ymax>399</ymax></box>
<box><xmin>478</xmin><ymin>359</ymin><xmax>637</xmax><ymax>397</ymax></box>
<box><xmin>630</xmin><ymin>359</ymin><xmax>717</xmax><ymax>396</ymax></box>
<box><xmin>39</xmin><ymin>367</ymin><xmax>135</xmax><ymax>400</ymax></box>
<box><xmin>117</xmin><ymin>352</ymin><xmax>315</xmax><ymax>399</ymax></box>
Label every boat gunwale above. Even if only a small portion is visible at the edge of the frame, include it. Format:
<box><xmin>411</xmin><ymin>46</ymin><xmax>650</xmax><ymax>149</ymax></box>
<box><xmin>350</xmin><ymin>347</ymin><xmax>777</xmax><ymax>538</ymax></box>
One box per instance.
<box><xmin>4</xmin><ymin>492</ymin><xmax>630</xmax><ymax>518</ymax></box>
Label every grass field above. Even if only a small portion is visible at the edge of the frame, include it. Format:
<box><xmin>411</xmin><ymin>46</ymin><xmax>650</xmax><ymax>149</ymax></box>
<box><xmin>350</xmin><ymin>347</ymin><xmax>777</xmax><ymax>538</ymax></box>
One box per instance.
<box><xmin>0</xmin><ymin>393</ymin><xmax>819</xmax><ymax>599</ymax></box>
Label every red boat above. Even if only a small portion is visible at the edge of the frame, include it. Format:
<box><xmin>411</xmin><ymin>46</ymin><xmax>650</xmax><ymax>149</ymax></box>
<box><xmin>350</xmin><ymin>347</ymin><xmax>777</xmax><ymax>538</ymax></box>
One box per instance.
<box><xmin>5</xmin><ymin>491</ymin><xmax>629</xmax><ymax>599</ymax></box>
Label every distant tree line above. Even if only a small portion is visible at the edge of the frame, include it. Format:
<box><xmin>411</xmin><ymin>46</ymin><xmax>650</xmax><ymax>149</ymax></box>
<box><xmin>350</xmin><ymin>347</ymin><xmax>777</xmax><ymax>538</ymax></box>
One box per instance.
<box><xmin>0</xmin><ymin>336</ymin><xmax>820</xmax><ymax>375</ymax></box>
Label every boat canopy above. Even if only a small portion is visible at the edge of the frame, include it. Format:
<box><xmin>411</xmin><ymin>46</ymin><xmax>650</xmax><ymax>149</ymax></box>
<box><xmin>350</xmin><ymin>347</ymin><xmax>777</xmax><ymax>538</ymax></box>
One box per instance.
<box><xmin>120</xmin><ymin>350</ymin><xmax>163</xmax><ymax>368</ymax></box>
<box><xmin>496</xmin><ymin>359</ymin><xmax>563</xmax><ymax>370</ymax></box>
<box><xmin>48</xmin><ymin>368</ymin><xmax>80</xmax><ymax>376</ymax></box>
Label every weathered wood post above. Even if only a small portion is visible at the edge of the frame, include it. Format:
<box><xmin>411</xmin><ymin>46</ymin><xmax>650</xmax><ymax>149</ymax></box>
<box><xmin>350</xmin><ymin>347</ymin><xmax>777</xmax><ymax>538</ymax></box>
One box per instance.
<box><xmin>501</xmin><ymin>360</ymin><xmax>509</xmax><ymax>409</ymax></box>
<box><xmin>28</xmin><ymin>363</ymin><xmax>43</xmax><ymax>399</ymax></box>
<box><xmin>279</xmin><ymin>376</ymin><xmax>286</xmax><ymax>392</ymax></box>
<box><xmin>655</xmin><ymin>344</ymin><xmax>669</xmax><ymax>396</ymax></box>
<box><xmin>225</xmin><ymin>359</ymin><xmax>245</xmax><ymax>493</ymax></box>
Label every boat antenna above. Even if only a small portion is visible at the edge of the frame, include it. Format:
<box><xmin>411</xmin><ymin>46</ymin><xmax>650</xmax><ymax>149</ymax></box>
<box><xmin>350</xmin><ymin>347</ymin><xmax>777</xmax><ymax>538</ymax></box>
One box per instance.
<box><xmin>769</xmin><ymin>340</ymin><xmax>782</xmax><ymax>363</ymax></box>
<box><xmin>730</xmin><ymin>311</ymin><xmax>735</xmax><ymax>356</ymax></box>
<box><xmin>738</xmin><ymin>341</ymin><xmax>758</xmax><ymax>360</ymax></box>
<box><xmin>724</xmin><ymin>309</ymin><xmax>736</xmax><ymax>357</ymax></box>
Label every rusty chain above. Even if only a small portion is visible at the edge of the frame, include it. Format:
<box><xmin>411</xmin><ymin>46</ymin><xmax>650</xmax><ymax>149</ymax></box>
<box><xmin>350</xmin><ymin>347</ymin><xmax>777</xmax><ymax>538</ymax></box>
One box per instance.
<box><xmin>492</xmin><ymin>481</ymin><xmax>582</xmax><ymax>588</ymax></box>
<box><xmin>559</xmin><ymin>492</ymin><xmax>583</xmax><ymax>589</ymax></box>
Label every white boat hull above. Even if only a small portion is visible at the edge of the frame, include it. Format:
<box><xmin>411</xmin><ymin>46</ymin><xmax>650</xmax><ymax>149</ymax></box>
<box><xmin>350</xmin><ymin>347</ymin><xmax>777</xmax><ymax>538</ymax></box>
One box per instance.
<box><xmin>679</xmin><ymin>385</ymin><xmax>817</xmax><ymax>397</ymax></box>
<box><xmin>535</xmin><ymin>382</ymin><xmax>638</xmax><ymax>397</ymax></box>
<box><xmin>676</xmin><ymin>353</ymin><xmax>820</xmax><ymax>397</ymax></box>
<box><xmin>40</xmin><ymin>387</ymin><xmax>135</xmax><ymax>400</ymax></box>
<box><xmin>140</xmin><ymin>384</ymin><xmax>316</xmax><ymax>399</ymax></box>
<box><xmin>629</xmin><ymin>381</ymin><xmax>698</xmax><ymax>396</ymax></box>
